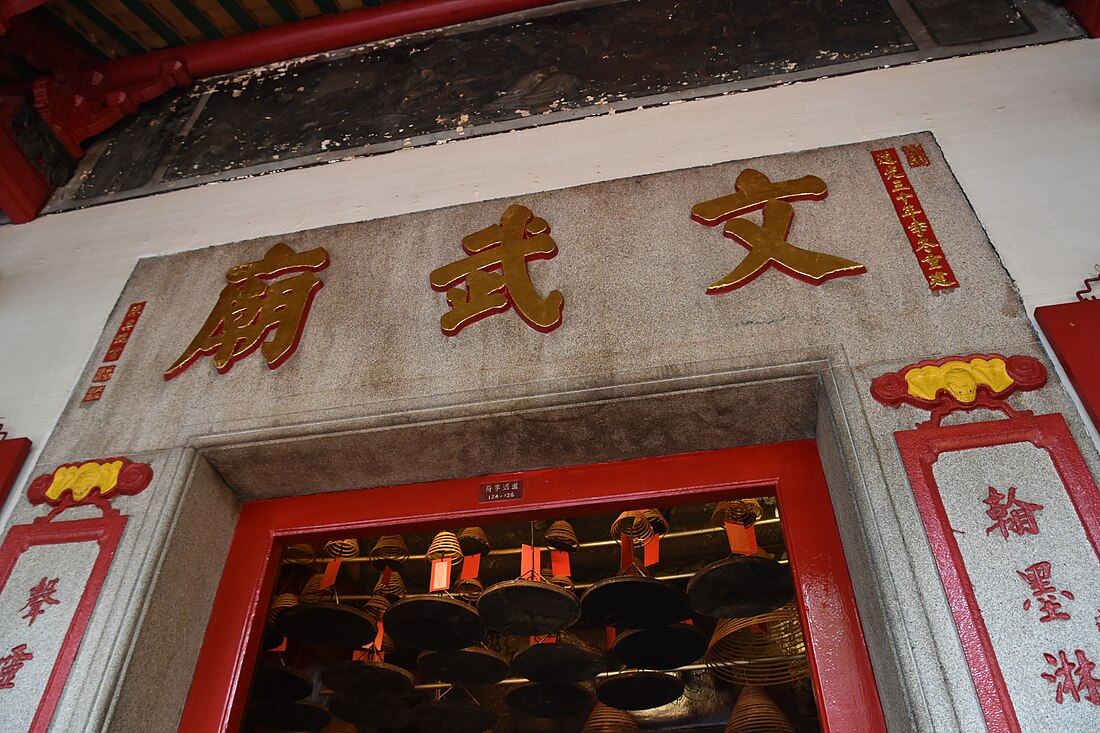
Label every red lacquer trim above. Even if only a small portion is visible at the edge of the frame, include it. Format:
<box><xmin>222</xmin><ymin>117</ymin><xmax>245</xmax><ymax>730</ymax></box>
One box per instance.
<box><xmin>870</xmin><ymin>148</ymin><xmax>959</xmax><ymax>291</ymax></box>
<box><xmin>894</xmin><ymin>413</ymin><xmax>1100</xmax><ymax>733</ymax></box>
<box><xmin>871</xmin><ymin>353</ymin><xmax>1047</xmax><ymax>427</ymax></box>
<box><xmin>0</xmin><ymin>512</ymin><xmax>128</xmax><ymax>732</ymax></box>
<box><xmin>102</xmin><ymin>0</ymin><xmax>568</xmax><ymax>87</ymax></box>
<box><xmin>0</xmin><ymin>437</ymin><xmax>32</xmax><ymax>510</ymax></box>
<box><xmin>26</xmin><ymin>457</ymin><xmax>153</xmax><ymax>509</ymax></box>
<box><xmin>1035</xmin><ymin>299</ymin><xmax>1100</xmax><ymax>434</ymax></box>
<box><xmin>180</xmin><ymin>440</ymin><xmax>886</xmax><ymax>732</ymax></box>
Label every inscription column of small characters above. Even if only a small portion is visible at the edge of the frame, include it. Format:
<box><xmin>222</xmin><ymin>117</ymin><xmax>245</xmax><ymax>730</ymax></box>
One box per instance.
<box><xmin>82</xmin><ymin>301</ymin><xmax>145</xmax><ymax>403</ymax></box>
<box><xmin>0</xmin><ymin>577</ymin><xmax>61</xmax><ymax>692</ymax></box>
<box><xmin>982</xmin><ymin>485</ymin><xmax>1100</xmax><ymax>705</ymax></box>
<box><xmin>871</xmin><ymin>148</ymin><xmax>959</xmax><ymax>292</ymax></box>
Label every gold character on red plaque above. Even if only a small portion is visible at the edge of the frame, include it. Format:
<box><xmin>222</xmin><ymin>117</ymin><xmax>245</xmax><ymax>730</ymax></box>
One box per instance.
<box><xmin>430</xmin><ymin>204</ymin><xmax>564</xmax><ymax>335</ymax></box>
<box><xmin>691</xmin><ymin>169</ymin><xmax>866</xmax><ymax>293</ymax></box>
<box><xmin>165</xmin><ymin>243</ymin><xmax>330</xmax><ymax>380</ymax></box>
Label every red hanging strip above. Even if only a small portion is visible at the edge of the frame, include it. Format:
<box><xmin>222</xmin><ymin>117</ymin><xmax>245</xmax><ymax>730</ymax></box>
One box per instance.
<box><xmin>724</xmin><ymin>521</ymin><xmax>758</xmax><ymax>556</ymax></box>
<box><xmin>460</xmin><ymin>552</ymin><xmax>481</xmax><ymax>580</ymax></box>
<box><xmin>643</xmin><ymin>534</ymin><xmax>660</xmax><ymax>567</ymax></box>
<box><xmin>319</xmin><ymin>557</ymin><xmax>341</xmax><ymax>589</ymax></box>
<box><xmin>618</xmin><ymin>536</ymin><xmax>634</xmax><ymax>573</ymax></box>
<box><xmin>550</xmin><ymin>549</ymin><xmax>571</xmax><ymax>577</ymax></box>
<box><xmin>429</xmin><ymin>558</ymin><xmax>452</xmax><ymax>592</ymax></box>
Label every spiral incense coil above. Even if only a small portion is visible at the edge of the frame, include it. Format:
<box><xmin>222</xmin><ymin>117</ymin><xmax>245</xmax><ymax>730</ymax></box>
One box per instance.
<box><xmin>454</xmin><ymin>577</ymin><xmax>485</xmax><ymax>603</ymax></box>
<box><xmin>281</xmin><ymin>543</ymin><xmax>316</xmax><ymax>566</ymax></box>
<box><xmin>379</xmin><ymin>632</ymin><xmax>395</xmax><ymax>654</ymax></box>
<box><xmin>711</xmin><ymin>499</ymin><xmax>764</xmax><ymax>528</ymax></box>
<box><xmin>548</xmin><ymin>574</ymin><xmax>575</xmax><ymax>591</ymax></box>
<box><xmin>321</xmin><ymin>722</ymin><xmax>358</xmax><ymax>733</ymax></box>
<box><xmin>457</xmin><ymin>527</ymin><xmax>491</xmax><ymax>556</ymax></box>
<box><xmin>373</xmin><ymin>570</ymin><xmax>407</xmax><ymax>600</ymax></box>
<box><xmin>610</xmin><ymin>511</ymin><xmax>655</xmax><ymax>548</ymax></box>
<box><xmin>323</xmin><ymin>538</ymin><xmax>360</xmax><ymax>559</ymax></box>
<box><xmin>724</xmin><ymin>685</ymin><xmax>796</xmax><ymax>733</ymax></box>
<box><xmin>544</xmin><ymin>520</ymin><xmax>580</xmax><ymax>552</ymax></box>
<box><xmin>425</xmin><ymin>530</ymin><xmax>464</xmax><ymax>568</ymax></box>
<box><xmin>641</xmin><ymin>509</ymin><xmax>669</xmax><ymax>536</ymax></box>
<box><xmin>299</xmin><ymin>573</ymin><xmax>334</xmax><ymax>603</ymax></box>
<box><xmin>268</xmin><ymin>593</ymin><xmax>299</xmax><ymax>624</ymax></box>
<box><xmin>582</xmin><ymin>702</ymin><xmax>640</xmax><ymax>733</ymax></box>
<box><xmin>368</xmin><ymin>535</ymin><xmax>409</xmax><ymax>569</ymax></box>
<box><xmin>362</xmin><ymin>593</ymin><xmax>390</xmax><ymax>623</ymax></box>
<box><xmin>704</xmin><ymin>602</ymin><xmax>809</xmax><ymax>686</ymax></box>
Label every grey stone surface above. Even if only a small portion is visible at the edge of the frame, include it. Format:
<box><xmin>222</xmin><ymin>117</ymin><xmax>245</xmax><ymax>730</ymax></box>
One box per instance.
<box><xmin>3</xmin><ymin>133</ymin><xmax>1098</xmax><ymax>733</ymax></box>
<box><xmin>103</xmin><ymin>454</ymin><xmax>240</xmax><ymax>733</ymax></box>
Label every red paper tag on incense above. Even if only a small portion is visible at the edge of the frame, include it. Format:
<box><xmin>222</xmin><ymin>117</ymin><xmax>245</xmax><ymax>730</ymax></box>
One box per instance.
<box><xmin>529</xmin><ymin>634</ymin><xmax>554</xmax><ymax>645</ymax></box>
<box><xmin>605</xmin><ymin>626</ymin><xmax>616</xmax><ymax>647</ymax></box>
<box><xmin>429</xmin><ymin>557</ymin><xmax>452</xmax><ymax>592</ymax></box>
<box><xmin>380</xmin><ymin>566</ymin><xmax>393</xmax><ymax>584</ymax></box>
<box><xmin>374</xmin><ymin>620</ymin><xmax>386</xmax><ymax>651</ymax></box>
<box><xmin>520</xmin><ymin>545</ymin><xmax>542</xmax><ymax>580</ymax></box>
<box><xmin>619</xmin><ymin>537</ymin><xmax>634</xmax><ymax>573</ymax></box>
<box><xmin>643</xmin><ymin>534</ymin><xmax>660</xmax><ymax>567</ymax></box>
<box><xmin>550</xmin><ymin>550</ymin><xmax>571</xmax><ymax>577</ymax></box>
<box><xmin>724</xmin><ymin>521</ymin><xmax>758</xmax><ymax>556</ymax></box>
<box><xmin>320</xmin><ymin>557</ymin><xmax>342</xmax><ymax>589</ymax></box>
<box><xmin>272</xmin><ymin>637</ymin><xmax>287</xmax><ymax>652</ymax></box>
<box><xmin>461</xmin><ymin>552</ymin><xmax>481</xmax><ymax>580</ymax></box>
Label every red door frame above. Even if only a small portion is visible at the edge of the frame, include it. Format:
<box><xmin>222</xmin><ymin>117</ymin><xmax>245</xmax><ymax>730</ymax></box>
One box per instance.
<box><xmin>179</xmin><ymin>439</ymin><xmax>886</xmax><ymax>732</ymax></box>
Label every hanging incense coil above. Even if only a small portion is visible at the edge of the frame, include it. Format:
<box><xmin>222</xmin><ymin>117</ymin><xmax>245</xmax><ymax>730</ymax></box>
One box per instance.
<box><xmin>454</xmin><ymin>577</ymin><xmax>485</xmax><ymax>603</ymax></box>
<box><xmin>299</xmin><ymin>573</ymin><xmax>334</xmax><ymax>604</ymax></box>
<box><xmin>252</xmin><ymin>663</ymin><xmax>313</xmax><ymax>702</ymax></box>
<box><xmin>373</xmin><ymin>570</ymin><xmax>407</xmax><ymax>600</ymax></box>
<box><xmin>378</xmin><ymin>633</ymin><xmax>395</xmax><ymax>654</ymax></box>
<box><xmin>268</xmin><ymin>593</ymin><xmax>299</xmax><ymax>625</ymax></box>
<box><xmin>595</xmin><ymin>671</ymin><xmax>684</xmax><ymax>710</ymax></box>
<box><xmin>361</xmin><ymin>593</ymin><xmax>390</xmax><ymax>623</ymax></box>
<box><xmin>548</xmin><ymin>574</ymin><xmax>575</xmax><ymax>591</ymax></box>
<box><xmin>323</xmin><ymin>538</ymin><xmax>360</xmax><ymax>559</ymax></box>
<box><xmin>544</xmin><ymin>520</ymin><xmax>580</xmax><ymax>552</ymax></box>
<box><xmin>712</xmin><ymin>499</ymin><xmax>764</xmax><ymax>528</ymax></box>
<box><xmin>478</xmin><ymin>579</ymin><xmax>580</xmax><ymax>636</ymax></box>
<box><xmin>368</xmin><ymin>535</ymin><xmax>409</xmax><ymax>569</ymax></box>
<box><xmin>582</xmin><ymin>702</ymin><xmax>640</xmax><ymax>732</ymax></box>
<box><xmin>414</xmin><ymin>700</ymin><xmax>498</xmax><ymax>733</ymax></box>
<box><xmin>282</xmin><ymin>543</ymin><xmax>316</xmax><ymax>566</ymax></box>
<box><xmin>425</xmin><ymin>530</ymin><xmax>464</xmax><ymax>568</ymax></box>
<box><xmin>687</xmin><ymin>555</ymin><xmax>793</xmax><ymax>618</ymax></box>
<box><xmin>641</xmin><ymin>509</ymin><xmax>669</xmax><ymax>536</ymax></box>
<box><xmin>418</xmin><ymin>646</ymin><xmax>510</xmax><ymax>686</ymax></box>
<box><xmin>458</xmin><ymin>526</ymin><xmax>491</xmax><ymax>556</ymax></box>
<box><xmin>704</xmin><ymin>602</ymin><xmax>809</xmax><ymax>686</ymax></box>
<box><xmin>610</xmin><ymin>511</ymin><xmax>655</xmax><ymax>547</ymax></box>
<box><xmin>321</xmin><ymin>722</ymin><xmax>358</xmax><ymax>733</ymax></box>
<box><xmin>276</xmin><ymin>603</ymin><xmax>377</xmax><ymax>648</ymax></box>
<box><xmin>724</xmin><ymin>685</ymin><xmax>796</xmax><ymax>733</ymax></box>
<box><xmin>512</xmin><ymin>638</ymin><xmax>608</xmax><ymax>684</ymax></box>
<box><xmin>580</xmin><ymin>573</ymin><xmax>691</xmax><ymax>629</ymax></box>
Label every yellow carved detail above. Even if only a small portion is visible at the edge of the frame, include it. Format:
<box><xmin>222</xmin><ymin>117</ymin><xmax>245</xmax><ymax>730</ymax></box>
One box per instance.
<box><xmin>45</xmin><ymin>460</ymin><xmax>125</xmax><ymax>502</ymax></box>
<box><xmin>905</xmin><ymin>358</ymin><xmax>1014</xmax><ymax>403</ymax></box>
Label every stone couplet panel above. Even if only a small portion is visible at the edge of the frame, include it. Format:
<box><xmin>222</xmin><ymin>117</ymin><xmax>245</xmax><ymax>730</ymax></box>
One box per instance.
<box><xmin>1</xmin><ymin>132</ymin><xmax>1098</xmax><ymax>733</ymax></box>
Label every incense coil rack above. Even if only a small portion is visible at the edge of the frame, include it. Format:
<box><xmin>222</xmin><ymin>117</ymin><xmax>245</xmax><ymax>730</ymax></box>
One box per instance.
<box><xmin>368</xmin><ymin>535</ymin><xmax>409</xmax><ymax>569</ymax></box>
<box><xmin>544</xmin><ymin>520</ymin><xmax>580</xmax><ymax>552</ymax></box>
<box><xmin>281</xmin><ymin>543</ymin><xmax>316</xmax><ymax>566</ymax></box>
<box><xmin>323</xmin><ymin>538</ymin><xmax>360</xmax><ymax>559</ymax></box>
<box><xmin>299</xmin><ymin>573</ymin><xmax>334</xmax><ymax>604</ymax></box>
<box><xmin>373</xmin><ymin>570</ymin><xmax>407</xmax><ymax>600</ymax></box>
<box><xmin>704</xmin><ymin>602</ymin><xmax>809</xmax><ymax>686</ymax></box>
<box><xmin>268</xmin><ymin>593</ymin><xmax>299</xmax><ymax>625</ymax></box>
<box><xmin>724</xmin><ymin>685</ymin><xmax>796</xmax><ymax>733</ymax></box>
<box><xmin>425</xmin><ymin>530</ymin><xmax>464</xmax><ymax>567</ymax></box>
<box><xmin>458</xmin><ymin>526</ymin><xmax>491</xmax><ymax>556</ymax></box>
<box><xmin>582</xmin><ymin>702</ymin><xmax>640</xmax><ymax>732</ymax></box>
<box><xmin>610</xmin><ymin>511</ymin><xmax>655</xmax><ymax>547</ymax></box>
<box><xmin>711</xmin><ymin>499</ymin><xmax>763</xmax><ymax>528</ymax></box>
<box><xmin>362</xmin><ymin>593</ymin><xmax>390</xmax><ymax>622</ymax></box>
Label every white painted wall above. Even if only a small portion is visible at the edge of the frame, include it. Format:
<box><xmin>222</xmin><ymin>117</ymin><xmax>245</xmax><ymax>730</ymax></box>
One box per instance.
<box><xmin>2</xmin><ymin>39</ymin><xmax>1099</xmax><ymax>522</ymax></box>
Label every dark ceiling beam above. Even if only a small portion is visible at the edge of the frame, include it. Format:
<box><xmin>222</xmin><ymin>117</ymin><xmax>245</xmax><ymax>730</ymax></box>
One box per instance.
<box><xmin>101</xmin><ymin>0</ymin><xmax>567</xmax><ymax>86</ymax></box>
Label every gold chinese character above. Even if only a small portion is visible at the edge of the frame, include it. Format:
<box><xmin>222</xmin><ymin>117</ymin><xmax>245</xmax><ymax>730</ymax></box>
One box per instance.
<box><xmin>889</xmin><ymin>178</ymin><xmax>911</xmax><ymax>194</ymax></box>
<box><xmin>928</xmin><ymin>271</ymin><xmax>958</xmax><ymax>289</ymax></box>
<box><xmin>913</xmin><ymin>239</ymin><xmax>939</xmax><ymax>254</ymax></box>
<box><xmin>164</xmin><ymin>243</ymin><xmax>330</xmax><ymax>380</ymax></box>
<box><xmin>903</xmin><ymin>144</ymin><xmax>931</xmax><ymax>168</ymax></box>
<box><xmin>899</xmin><ymin>204</ymin><xmax>923</xmax><ymax>220</ymax></box>
<box><xmin>691</xmin><ymin>169</ymin><xmax>866</xmax><ymax>292</ymax></box>
<box><xmin>906</xmin><ymin>220</ymin><xmax>930</xmax><ymax>237</ymax></box>
<box><xmin>920</xmin><ymin>254</ymin><xmax>944</xmax><ymax>270</ymax></box>
<box><xmin>873</xmin><ymin>151</ymin><xmax>895</xmax><ymax>165</ymax></box>
<box><xmin>430</xmin><ymin>204</ymin><xmax>564</xmax><ymax>335</ymax></box>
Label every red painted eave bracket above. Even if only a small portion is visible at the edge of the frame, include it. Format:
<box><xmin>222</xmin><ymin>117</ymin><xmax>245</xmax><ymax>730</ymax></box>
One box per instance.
<box><xmin>1035</xmin><ymin>299</ymin><xmax>1100</xmax><ymax>433</ymax></box>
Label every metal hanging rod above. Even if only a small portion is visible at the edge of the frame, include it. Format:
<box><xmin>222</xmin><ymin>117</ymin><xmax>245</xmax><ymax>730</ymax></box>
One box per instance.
<box><xmin>308</xmin><ymin>518</ymin><xmax>781</xmax><ymax>564</ymax></box>
<box><xmin>316</xmin><ymin>654</ymin><xmax>808</xmax><ymax>694</ymax></box>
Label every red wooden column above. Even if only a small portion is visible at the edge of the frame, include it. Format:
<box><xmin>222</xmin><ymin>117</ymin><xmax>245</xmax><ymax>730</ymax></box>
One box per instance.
<box><xmin>1066</xmin><ymin>0</ymin><xmax>1100</xmax><ymax>36</ymax></box>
